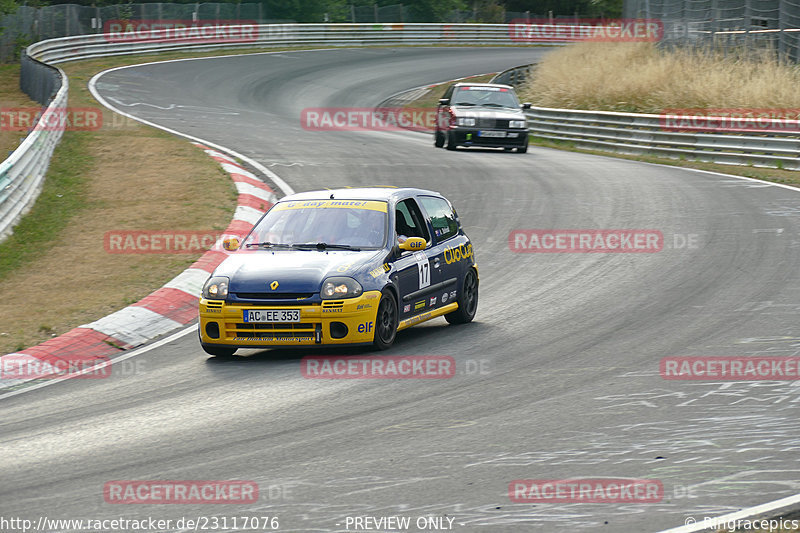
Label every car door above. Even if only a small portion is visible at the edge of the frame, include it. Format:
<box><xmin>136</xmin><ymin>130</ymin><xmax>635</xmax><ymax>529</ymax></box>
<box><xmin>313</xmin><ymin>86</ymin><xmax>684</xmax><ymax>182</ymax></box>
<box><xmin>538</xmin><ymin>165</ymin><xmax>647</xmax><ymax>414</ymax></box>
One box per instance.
<box><xmin>417</xmin><ymin>195</ymin><xmax>465</xmax><ymax>311</ymax></box>
<box><xmin>392</xmin><ymin>197</ymin><xmax>435</xmax><ymax>319</ymax></box>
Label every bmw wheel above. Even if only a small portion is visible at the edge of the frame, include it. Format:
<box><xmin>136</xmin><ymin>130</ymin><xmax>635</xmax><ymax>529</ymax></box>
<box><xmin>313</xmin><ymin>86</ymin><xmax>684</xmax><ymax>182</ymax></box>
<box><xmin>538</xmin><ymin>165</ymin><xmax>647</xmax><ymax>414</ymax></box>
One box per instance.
<box><xmin>445</xmin><ymin>131</ymin><xmax>457</xmax><ymax>151</ymax></box>
<box><xmin>434</xmin><ymin>130</ymin><xmax>445</xmax><ymax>148</ymax></box>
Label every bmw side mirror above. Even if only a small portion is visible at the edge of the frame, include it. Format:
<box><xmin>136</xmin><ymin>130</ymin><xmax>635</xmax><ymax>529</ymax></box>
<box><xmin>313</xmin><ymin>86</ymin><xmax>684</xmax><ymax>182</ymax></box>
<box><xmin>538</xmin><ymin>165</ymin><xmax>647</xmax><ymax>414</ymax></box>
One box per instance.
<box><xmin>521</xmin><ymin>102</ymin><xmax>532</xmax><ymax>110</ymax></box>
<box><xmin>438</xmin><ymin>98</ymin><xmax>450</xmax><ymax>106</ymax></box>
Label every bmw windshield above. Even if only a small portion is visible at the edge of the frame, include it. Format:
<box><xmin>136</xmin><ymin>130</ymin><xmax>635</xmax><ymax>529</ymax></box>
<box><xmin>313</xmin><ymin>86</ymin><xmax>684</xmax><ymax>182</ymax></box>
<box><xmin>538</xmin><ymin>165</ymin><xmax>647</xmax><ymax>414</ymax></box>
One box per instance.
<box><xmin>452</xmin><ymin>86</ymin><xmax>520</xmax><ymax>109</ymax></box>
<box><xmin>243</xmin><ymin>199</ymin><xmax>389</xmax><ymax>250</ymax></box>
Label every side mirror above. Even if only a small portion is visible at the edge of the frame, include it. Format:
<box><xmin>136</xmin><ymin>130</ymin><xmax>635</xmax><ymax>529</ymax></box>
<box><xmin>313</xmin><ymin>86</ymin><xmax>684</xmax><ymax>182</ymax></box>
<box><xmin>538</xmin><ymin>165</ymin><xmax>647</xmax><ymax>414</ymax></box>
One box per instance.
<box><xmin>222</xmin><ymin>237</ymin><xmax>240</xmax><ymax>251</ymax></box>
<box><xmin>438</xmin><ymin>98</ymin><xmax>450</xmax><ymax>106</ymax></box>
<box><xmin>399</xmin><ymin>237</ymin><xmax>427</xmax><ymax>252</ymax></box>
<box><xmin>521</xmin><ymin>102</ymin><xmax>532</xmax><ymax>110</ymax></box>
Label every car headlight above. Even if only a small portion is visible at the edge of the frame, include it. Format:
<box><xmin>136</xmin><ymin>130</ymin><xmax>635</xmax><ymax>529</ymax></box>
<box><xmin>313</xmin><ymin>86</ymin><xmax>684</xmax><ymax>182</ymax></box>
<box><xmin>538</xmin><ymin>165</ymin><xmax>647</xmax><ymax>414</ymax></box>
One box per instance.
<box><xmin>510</xmin><ymin>120</ymin><xmax>527</xmax><ymax>129</ymax></box>
<box><xmin>457</xmin><ymin>117</ymin><xmax>476</xmax><ymax>126</ymax></box>
<box><xmin>202</xmin><ymin>276</ymin><xmax>230</xmax><ymax>299</ymax></box>
<box><xmin>321</xmin><ymin>277</ymin><xmax>363</xmax><ymax>299</ymax></box>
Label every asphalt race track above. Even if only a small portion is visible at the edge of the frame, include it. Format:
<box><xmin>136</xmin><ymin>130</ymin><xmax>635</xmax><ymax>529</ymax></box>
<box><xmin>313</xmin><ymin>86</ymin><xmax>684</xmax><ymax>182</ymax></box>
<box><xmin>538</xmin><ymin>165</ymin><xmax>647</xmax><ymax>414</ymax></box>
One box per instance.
<box><xmin>2</xmin><ymin>47</ymin><xmax>800</xmax><ymax>532</ymax></box>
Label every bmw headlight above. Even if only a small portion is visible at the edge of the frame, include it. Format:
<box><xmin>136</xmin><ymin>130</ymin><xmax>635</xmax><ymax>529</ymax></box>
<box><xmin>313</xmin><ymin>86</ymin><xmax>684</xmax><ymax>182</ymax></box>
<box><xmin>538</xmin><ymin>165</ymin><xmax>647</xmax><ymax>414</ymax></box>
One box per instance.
<box><xmin>510</xmin><ymin>120</ymin><xmax>527</xmax><ymax>129</ymax></box>
<box><xmin>202</xmin><ymin>276</ymin><xmax>230</xmax><ymax>299</ymax></box>
<box><xmin>457</xmin><ymin>117</ymin><xmax>476</xmax><ymax>126</ymax></box>
<box><xmin>321</xmin><ymin>277</ymin><xmax>363</xmax><ymax>299</ymax></box>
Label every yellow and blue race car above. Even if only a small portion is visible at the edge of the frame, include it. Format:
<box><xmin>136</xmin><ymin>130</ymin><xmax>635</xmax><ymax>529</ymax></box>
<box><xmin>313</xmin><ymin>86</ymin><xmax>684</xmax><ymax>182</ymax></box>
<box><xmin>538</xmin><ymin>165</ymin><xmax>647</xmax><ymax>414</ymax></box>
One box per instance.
<box><xmin>198</xmin><ymin>187</ymin><xmax>478</xmax><ymax>356</ymax></box>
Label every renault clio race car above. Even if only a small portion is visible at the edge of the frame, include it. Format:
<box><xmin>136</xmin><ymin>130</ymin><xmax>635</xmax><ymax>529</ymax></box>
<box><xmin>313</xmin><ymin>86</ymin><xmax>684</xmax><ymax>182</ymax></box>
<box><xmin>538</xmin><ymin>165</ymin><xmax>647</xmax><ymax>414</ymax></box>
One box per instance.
<box><xmin>198</xmin><ymin>187</ymin><xmax>478</xmax><ymax>356</ymax></box>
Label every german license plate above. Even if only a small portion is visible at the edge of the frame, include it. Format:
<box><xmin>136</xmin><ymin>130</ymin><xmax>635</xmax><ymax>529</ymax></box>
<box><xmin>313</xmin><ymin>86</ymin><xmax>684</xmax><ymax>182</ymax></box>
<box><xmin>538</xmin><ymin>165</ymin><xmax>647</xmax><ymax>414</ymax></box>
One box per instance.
<box><xmin>243</xmin><ymin>309</ymin><xmax>300</xmax><ymax>323</ymax></box>
<box><xmin>478</xmin><ymin>130</ymin><xmax>506</xmax><ymax>138</ymax></box>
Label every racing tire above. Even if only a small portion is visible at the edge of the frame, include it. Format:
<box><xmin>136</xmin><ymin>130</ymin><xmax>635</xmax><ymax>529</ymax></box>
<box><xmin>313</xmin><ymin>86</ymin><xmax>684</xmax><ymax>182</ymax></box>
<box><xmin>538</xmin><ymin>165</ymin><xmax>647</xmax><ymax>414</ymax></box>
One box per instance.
<box><xmin>445</xmin><ymin>131</ymin><xmax>457</xmax><ymax>151</ymax></box>
<box><xmin>373</xmin><ymin>290</ymin><xmax>398</xmax><ymax>350</ymax></box>
<box><xmin>445</xmin><ymin>268</ymin><xmax>479</xmax><ymax>325</ymax></box>
<box><xmin>434</xmin><ymin>130</ymin><xmax>445</xmax><ymax>148</ymax></box>
<box><xmin>201</xmin><ymin>344</ymin><xmax>237</xmax><ymax>358</ymax></box>
<box><xmin>517</xmin><ymin>138</ymin><xmax>529</xmax><ymax>154</ymax></box>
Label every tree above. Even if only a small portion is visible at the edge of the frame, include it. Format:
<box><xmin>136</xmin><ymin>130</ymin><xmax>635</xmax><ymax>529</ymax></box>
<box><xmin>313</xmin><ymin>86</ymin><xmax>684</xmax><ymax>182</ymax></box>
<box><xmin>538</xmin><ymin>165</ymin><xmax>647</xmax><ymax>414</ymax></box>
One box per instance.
<box><xmin>0</xmin><ymin>0</ymin><xmax>18</xmax><ymax>18</ymax></box>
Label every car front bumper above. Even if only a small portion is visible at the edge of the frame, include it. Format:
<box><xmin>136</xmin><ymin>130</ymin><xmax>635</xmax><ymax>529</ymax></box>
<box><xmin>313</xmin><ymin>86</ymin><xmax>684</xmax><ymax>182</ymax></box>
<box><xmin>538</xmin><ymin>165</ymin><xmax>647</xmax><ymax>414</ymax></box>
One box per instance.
<box><xmin>199</xmin><ymin>291</ymin><xmax>382</xmax><ymax>348</ymax></box>
<box><xmin>450</xmin><ymin>128</ymin><xmax>528</xmax><ymax>147</ymax></box>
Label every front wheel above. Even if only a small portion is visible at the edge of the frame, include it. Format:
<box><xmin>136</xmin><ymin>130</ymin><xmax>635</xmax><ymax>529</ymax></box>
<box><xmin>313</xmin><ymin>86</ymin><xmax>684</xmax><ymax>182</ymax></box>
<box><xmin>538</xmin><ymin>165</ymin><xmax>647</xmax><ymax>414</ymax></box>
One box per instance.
<box><xmin>445</xmin><ymin>268</ymin><xmax>479</xmax><ymax>324</ymax></box>
<box><xmin>373</xmin><ymin>290</ymin><xmax>398</xmax><ymax>350</ymax></box>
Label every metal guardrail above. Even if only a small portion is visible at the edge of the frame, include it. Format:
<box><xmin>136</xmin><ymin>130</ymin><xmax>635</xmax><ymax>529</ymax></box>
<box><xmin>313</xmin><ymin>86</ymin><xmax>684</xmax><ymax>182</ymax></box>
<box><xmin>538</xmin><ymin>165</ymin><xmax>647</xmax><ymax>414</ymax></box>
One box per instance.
<box><xmin>0</xmin><ymin>55</ymin><xmax>67</xmax><ymax>243</ymax></box>
<box><xmin>28</xmin><ymin>23</ymin><xmax>520</xmax><ymax>64</ymax></box>
<box><xmin>524</xmin><ymin>106</ymin><xmax>800</xmax><ymax>170</ymax></box>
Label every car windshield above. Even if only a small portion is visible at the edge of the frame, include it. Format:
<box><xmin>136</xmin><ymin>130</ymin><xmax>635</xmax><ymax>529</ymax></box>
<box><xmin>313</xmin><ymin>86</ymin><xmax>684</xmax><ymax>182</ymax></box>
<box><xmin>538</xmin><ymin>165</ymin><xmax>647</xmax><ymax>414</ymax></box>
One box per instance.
<box><xmin>243</xmin><ymin>199</ymin><xmax>388</xmax><ymax>250</ymax></box>
<box><xmin>452</xmin><ymin>86</ymin><xmax>520</xmax><ymax>108</ymax></box>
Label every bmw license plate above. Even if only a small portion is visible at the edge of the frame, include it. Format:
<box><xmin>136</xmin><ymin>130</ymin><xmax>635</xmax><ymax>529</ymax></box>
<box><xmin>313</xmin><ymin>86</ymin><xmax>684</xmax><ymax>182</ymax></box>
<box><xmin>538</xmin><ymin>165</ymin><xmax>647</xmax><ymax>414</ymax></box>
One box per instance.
<box><xmin>478</xmin><ymin>130</ymin><xmax>506</xmax><ymax>138</ymax></box>
<box><xmin>243</xmin><ymin>309</ymin><xmax>301</xmax><ymax>323</ymax></box>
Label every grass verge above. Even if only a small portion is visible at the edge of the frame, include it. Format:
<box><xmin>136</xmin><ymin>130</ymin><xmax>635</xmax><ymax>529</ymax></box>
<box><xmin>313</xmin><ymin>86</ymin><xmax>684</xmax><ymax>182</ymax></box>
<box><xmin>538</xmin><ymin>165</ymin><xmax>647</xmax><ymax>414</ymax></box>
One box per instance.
<box><xmin>518</xmin><ymin>42</ymin><xmax>800</xmax><ymax>113</ymax></box>
<box><xmin>0</xmin><ymin>58</ymin><xmax>238</xmax><ymax>354</ymax></box>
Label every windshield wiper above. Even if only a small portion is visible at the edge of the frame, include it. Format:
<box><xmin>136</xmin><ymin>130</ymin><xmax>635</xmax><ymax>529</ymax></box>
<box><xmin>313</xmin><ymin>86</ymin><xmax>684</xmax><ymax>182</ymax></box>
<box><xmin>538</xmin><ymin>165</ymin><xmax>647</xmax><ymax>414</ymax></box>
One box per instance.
<box><xmin>292</xmin><ymin>242</ymin><xmax>361</xmax><ymax>251</ymax></box>
<box><xmin>453</xmin><ymin>102</ymin><xmax>476</xmax><ymax>106</ymax></box>
<box><xmin>477</xmin><ymin>103</ymin><xmax>508</xmax><ymax>107</ymax></box>
<box><xmin>244</xmin><ymin>242</ymin><xmax>292</xmax><ymax>248</ymax></box>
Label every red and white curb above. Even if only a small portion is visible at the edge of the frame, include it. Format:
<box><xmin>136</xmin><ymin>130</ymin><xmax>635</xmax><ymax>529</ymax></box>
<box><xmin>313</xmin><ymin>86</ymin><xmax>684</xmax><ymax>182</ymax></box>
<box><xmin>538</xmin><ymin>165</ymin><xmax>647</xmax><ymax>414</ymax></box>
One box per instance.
<box><xmin>0</xmin><ymin>143</ymin><xmax>275</xmax><ymax>388</ymax></box>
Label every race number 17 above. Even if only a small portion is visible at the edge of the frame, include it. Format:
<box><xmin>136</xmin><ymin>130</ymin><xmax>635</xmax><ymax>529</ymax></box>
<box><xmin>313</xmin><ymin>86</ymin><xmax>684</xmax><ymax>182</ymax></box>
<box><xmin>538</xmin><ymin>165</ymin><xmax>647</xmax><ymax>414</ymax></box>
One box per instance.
<box><xmin>415</xmin><ymin>252</ymin><xmax>430</xmax><ymax>289</ymax></box>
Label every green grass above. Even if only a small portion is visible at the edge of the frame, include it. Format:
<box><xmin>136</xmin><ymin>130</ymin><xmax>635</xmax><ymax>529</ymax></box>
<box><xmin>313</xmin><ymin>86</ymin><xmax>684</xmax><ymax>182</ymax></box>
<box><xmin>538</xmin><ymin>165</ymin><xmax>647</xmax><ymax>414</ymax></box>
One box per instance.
<box><xmin>0</xmin><ymin>131</ymin><xmax>93</xmax><ymax>281</ymax></box>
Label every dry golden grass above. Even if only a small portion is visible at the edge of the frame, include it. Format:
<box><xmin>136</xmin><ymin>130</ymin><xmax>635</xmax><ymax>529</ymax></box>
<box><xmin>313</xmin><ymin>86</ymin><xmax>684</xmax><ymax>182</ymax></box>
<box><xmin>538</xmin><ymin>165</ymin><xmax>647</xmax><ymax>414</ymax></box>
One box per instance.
<box><xmin>0</xmin><ymin>60</ymin><xmax>236</xmax><ymax>354</ymax></box>
<box><xmin>520</xmin><ymin>42</ymin><xmax>800</xmax><ymax>113</ymax></box>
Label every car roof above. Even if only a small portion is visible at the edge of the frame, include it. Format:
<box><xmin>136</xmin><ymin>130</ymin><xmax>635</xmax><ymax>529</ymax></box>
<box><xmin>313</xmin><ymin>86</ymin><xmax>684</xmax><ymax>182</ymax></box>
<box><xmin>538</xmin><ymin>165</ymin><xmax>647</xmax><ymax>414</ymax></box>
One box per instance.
<box><xmin>280</xmin><ymin>187</ymin><xmax>443</xmax><ymax>203</ymax></box>
<box><xmin>452</xmin><ymin>82</ymin><xmax>514</xmax><ymax>89</ymax></box>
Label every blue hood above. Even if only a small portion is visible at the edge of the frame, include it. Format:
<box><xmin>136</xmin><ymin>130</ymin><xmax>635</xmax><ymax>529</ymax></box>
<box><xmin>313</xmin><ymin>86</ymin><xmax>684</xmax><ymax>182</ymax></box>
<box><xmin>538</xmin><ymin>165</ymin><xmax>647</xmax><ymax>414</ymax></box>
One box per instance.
<box><xmin>213</xmin><ymin>249</ymin><xmax>382</xmax><ymax>295</ymax></box>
